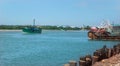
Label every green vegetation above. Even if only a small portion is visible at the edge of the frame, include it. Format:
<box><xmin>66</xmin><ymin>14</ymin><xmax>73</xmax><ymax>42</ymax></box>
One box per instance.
<box><xmin>0</xmin><ymin>25</ymin><xmax>91</xmax><ymax>30</ymax></box>
<box><xmin>0</xmin><ymin>25</ymin><xmax>29</xmax><ymax>30</ymax></box>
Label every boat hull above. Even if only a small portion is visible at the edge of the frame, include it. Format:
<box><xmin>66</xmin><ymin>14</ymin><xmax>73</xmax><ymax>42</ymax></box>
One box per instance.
<box><xmin>22</xmin><ymin>27</ymin><xmax>42</xmax><ymax>33</ymax></box>
<box><xmin>88</xmin><ymin>31</ymin><xmax>120</xmax><ymax>40</ymax></box>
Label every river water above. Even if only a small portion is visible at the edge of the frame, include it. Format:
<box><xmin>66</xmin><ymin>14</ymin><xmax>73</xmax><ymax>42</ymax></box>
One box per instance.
<box><xmin>0</xmin><ymin>30</ymin><xmax>119</xmax><ymax>66</ymax></box>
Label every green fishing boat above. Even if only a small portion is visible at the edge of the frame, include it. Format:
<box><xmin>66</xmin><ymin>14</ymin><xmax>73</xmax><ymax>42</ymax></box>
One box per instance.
<box><xmin>22</xmin><ymin>19</ymin><xmax>42</xmax><ymax>33</ymax></box>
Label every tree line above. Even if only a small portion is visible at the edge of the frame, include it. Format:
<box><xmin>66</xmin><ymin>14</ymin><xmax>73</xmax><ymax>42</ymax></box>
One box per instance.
<box><xmin>0</xmin><ymin>25</ymin><xmax>91</xmax><ymax>30</ymax></box>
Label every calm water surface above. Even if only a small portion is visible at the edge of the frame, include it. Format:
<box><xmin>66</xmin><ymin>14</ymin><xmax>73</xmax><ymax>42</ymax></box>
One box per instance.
<box><xmin>0</xmin><ymin>30</ymin><xmax>120</xmax><ymax>66</ymax></box>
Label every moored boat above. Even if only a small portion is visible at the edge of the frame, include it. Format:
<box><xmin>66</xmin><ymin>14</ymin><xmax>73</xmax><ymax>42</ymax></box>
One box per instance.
<box><xmin>88</xmin><ymin>21</ymin><xmax>120</xmax><ymax>40</ymax></box>
<box><xmin>22</xmin><ymin>19</ymin><xmax>42</xmax><ymax>33</ymax></box>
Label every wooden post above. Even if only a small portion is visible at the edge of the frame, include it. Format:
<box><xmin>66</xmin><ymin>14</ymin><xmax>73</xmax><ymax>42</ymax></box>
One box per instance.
<box><xmin>118</xmin><ymin>44</ymin><xmax>120</xmax><ymax>53</ymax></box>
<box><xmin>93</xmin><ymin>51</ymin><xmax>99</xmax><ymax>56</ymax></box>
<box><xmin>108</xmin><ymin>48</ymin><xmax>112</xmax><ymax>58</ymax></box>
<box><xmin>86</xmin><ymin>58</ymin><xmax>92</xmax><ymax>66</ymax></box>
<box><xmin>79</xmin><ymin>60</ymin><xmax>86</xmax><ymax>66</ymax></box>
<box><xmin>92</xmin><ymin>56</ymin><xmax>99</xmax><ymax>65</ymax></box>
<box><xmin>79</xmin><ymin>56</ymin><xmax>86</xmax><ymax>66</ymax></box>
<box><xmin>93</xmin><ymin>51</ymin><xmax>101</xmax><ymax>61</ymax></box>
<box><xmin>116</xmin><ymin>46</ymin><xmax>119</xmax><ymax>54</ymax></box>
<box><xmin>69</xmin><ymin>60</ymin><xmax>77</xmax><ymax>66</ymax></box>
<box><xmin>111</xmin><ymin>48</ymin><xmax>114</xmax><ymax>56</ymax></box>
<box><xmin>113</xmin><ymin>45</ymin><xmax>117</xmax><ymax>55</ymax></box>
<box><xmin>85</xmin><ymin>55</ymin><xmax>92</xmax><ymax>66</ymax></box>
<box><xmin>64</xmin><ymin>64</ymin><xmax>70</xmax><ymax>66</ymax></box>
<box><xmin>80</xmin><ymin>56</ymin><xmax>86</xmax><ymax>61</ymax></box>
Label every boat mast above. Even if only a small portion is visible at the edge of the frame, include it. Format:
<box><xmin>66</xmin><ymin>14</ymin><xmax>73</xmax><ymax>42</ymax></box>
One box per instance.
<box><xmin>33</xmin><ymin>19</ymin><xmax>35</xmax><ymax>27</ymax></box>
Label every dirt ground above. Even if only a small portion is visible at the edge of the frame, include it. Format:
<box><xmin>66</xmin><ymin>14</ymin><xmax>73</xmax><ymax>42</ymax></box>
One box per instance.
<box><xmin>93</xmin><ymin>54</ymin><xmax>120</xmax><ymax>66</ymax></box>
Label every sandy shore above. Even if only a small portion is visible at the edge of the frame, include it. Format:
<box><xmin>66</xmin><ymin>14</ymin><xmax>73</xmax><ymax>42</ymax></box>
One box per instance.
<box><xmin>0</xmin><ymin>30</ymin><xmax>21</xmax><ymax>31</ymax></box>
<box><xmin>93</xmin><ymin>53</ymin><xmax>120</xmax><ymax>66</ymax></box>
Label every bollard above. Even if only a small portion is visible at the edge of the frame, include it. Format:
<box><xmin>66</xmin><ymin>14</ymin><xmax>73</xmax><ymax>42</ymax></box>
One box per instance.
<box><xmin>79</xmin><ymin>56</ymin><xmax>86</xmax><ymax>66</ymax></box>
<box><xmin>79</xmin><ymin>60</ymin><xmax>86</xmax><ymax>66</ymax></box>
<box><xmin>80</xmin><ymin>56</ymin><xmax>86</xmax><ymax>61</ymax></box>
<box><xmin>113</xmin><ymin>45</ymin><xmax>117</xmax><ymax>55</ymax></box>
<box><xmin>86</xmin><ymin>58</ymin><xmax>92</xmax><ymax>66</ymax></box>
<box><xmin>64</xmin><ymin>64</ymin><xmax>70</xmax><ymax>66</ymax></box>
<box><xmin>85</xmin><ymin>55</ymin><xmax>92</xmax><ymax>59</ymax></box>
<box><xmin>119</xmin><ymin>47</ymin><xmax>120</xmax><ymax>53</ymax></box>
<box><xmin>118</xmin><ymin>44</ymin><xmax>120</xmax><ymax>53</ymax></box>
<box><xmin>93</xmin><ymin>51</ymin><xmax>101</xmax><ymax>61</ymax></box>
<box><xmin>111</xmin><ymin>48</ymin><xmax>114</xmax><ymax>56</ymax></box>
<box><xmin>106</xmin><ymin>48</ymin><xmax>109</xmax><ymax>58</ymax></box>
<box><xmin>116</xmin><ymin>44</ymin><xmax>120</xmax><ymax>54</ymax></box>
<box><xmin>92</xmin><ymin>56</ymin><xmax>99</xmax><ymax>65</ymax></box>
<box><xmin>108</xmin><ymin>48</ymin><xmax>112</xmax><ymax>58</ymax></box>
<box><xmin>100</xmin><ymin>45</ymin><xmax>108</xmax><ymax>59</ymax></box>
<box><xmin>93</xmin><ymin>51</ymin><xmax>100</xmax><ymax>57</ymax></box>
<box><xmin>117</xmin><ymin>44</ymin><xmax>120</xmax><ymax>53</ymax></box>
<box><xmin>85</xmin><ymin>55</ymin><xmax>92</xmax><ymax>66</ymax></box>
<box><xmin>69</xmin><ymin>60</ymin><xmax>77</xmax><ymax>66</ymax></box>
<box><xmin>116</xmin><ymin>46</ymin><xmax>120</xmax><ymax>54</ymax></box>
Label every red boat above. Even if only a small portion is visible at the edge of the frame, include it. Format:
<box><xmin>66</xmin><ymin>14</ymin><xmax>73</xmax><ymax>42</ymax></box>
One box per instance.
<box><xmin>88</xmin><ymin>21</ymin><xmax>120</xmax><ymax>40</ymax></box>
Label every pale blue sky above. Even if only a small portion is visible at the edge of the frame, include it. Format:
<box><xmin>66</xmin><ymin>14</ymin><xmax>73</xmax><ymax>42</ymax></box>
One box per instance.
<box><xmin>0</xmin><ymin>0</ymin><xmax>120</xmax><ymax>26</ymax></box>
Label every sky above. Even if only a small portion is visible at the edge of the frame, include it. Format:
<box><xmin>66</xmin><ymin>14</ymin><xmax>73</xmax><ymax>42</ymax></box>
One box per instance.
<box><xmin>0</xmin><ymin>0</ymin><xmax>120</xmax><ymax>26</ymax></box>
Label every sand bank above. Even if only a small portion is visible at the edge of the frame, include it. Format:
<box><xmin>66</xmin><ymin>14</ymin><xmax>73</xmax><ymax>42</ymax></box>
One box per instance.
<box><xmin>0</xmin><ymin>30</ymin><xmax>21</xmax><ymax>32</ymax></box>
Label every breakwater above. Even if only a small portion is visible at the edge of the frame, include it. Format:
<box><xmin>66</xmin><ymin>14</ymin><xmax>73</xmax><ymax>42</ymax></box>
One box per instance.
<box><xmin>64</xmin><ymin>43</ymin><xmax>120</xmax><ymax>66</ymax></box>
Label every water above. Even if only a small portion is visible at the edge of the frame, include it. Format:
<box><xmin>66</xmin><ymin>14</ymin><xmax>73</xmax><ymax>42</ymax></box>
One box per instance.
<box><xmin>0</xmin><ymin>30</ymin><xmax>119</xmax><ymax>66</ymax></box>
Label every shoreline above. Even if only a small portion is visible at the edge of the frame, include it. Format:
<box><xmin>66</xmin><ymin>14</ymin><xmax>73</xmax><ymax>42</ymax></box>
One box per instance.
<box><xmin>0</xmin><ymin>29</ymin><xmax>21</xmax><ymax>31</ymax></box>
<box><xmin>64</xmin><ymin>43</ymin><xmax>120</xmax><ymax>66</ymax></box>
<box><xmin>0</xmin><ymin>29</ymin><xmax>87</xmax><ymax>31</ymax></box>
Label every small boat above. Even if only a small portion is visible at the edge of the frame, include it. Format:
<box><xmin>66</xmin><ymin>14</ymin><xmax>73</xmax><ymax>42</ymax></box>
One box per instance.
<box><xmin>22</xmin><ymin>19</ymin><xmax>42</xmax><ymax>33</ymax></box>
<box><xmin>88</xmin><ymin>20</ymin><xmax>120</xmax><ymax>40</ymax></box>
